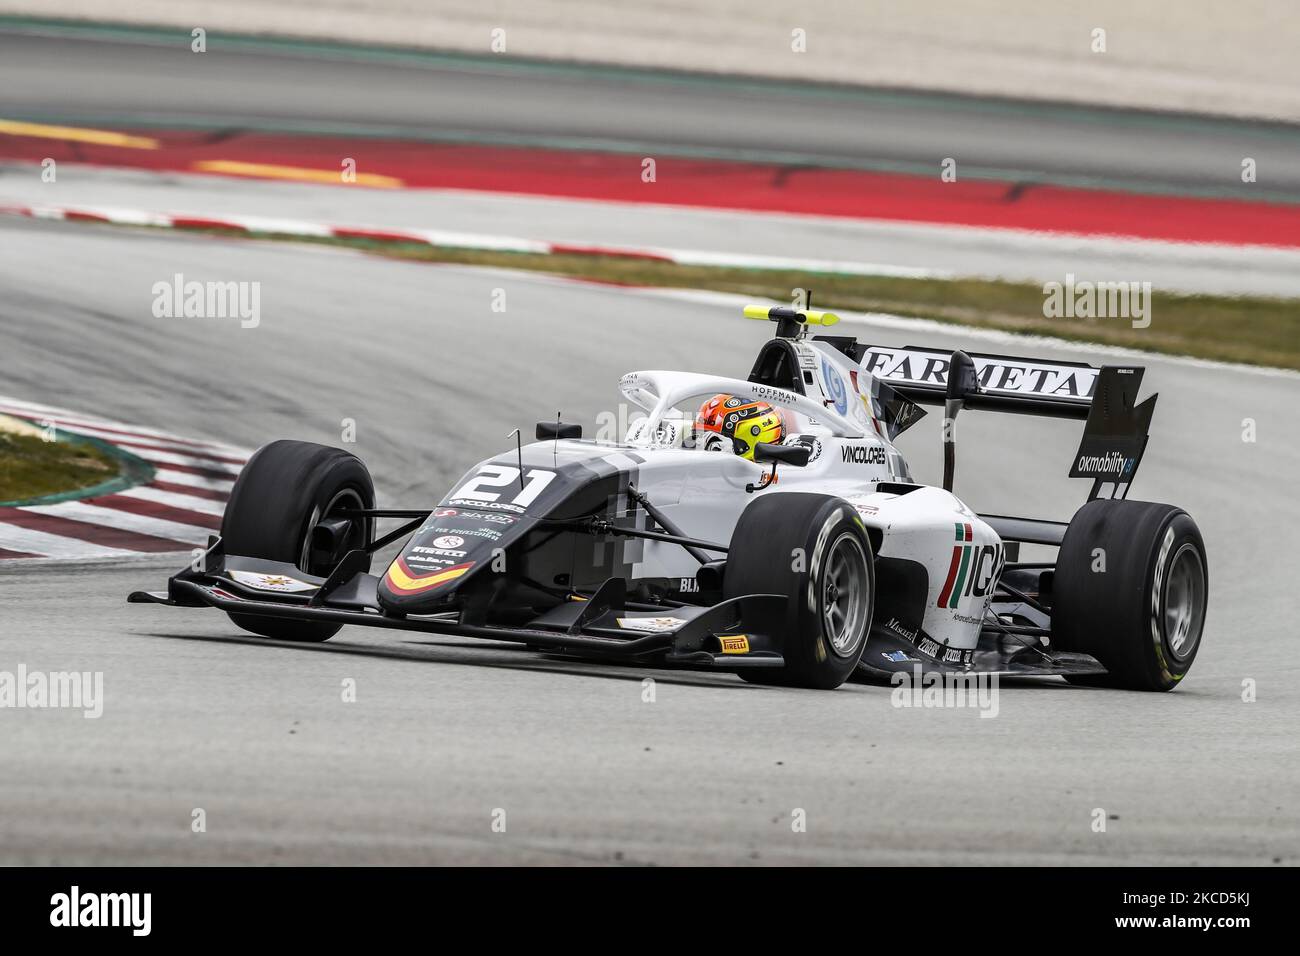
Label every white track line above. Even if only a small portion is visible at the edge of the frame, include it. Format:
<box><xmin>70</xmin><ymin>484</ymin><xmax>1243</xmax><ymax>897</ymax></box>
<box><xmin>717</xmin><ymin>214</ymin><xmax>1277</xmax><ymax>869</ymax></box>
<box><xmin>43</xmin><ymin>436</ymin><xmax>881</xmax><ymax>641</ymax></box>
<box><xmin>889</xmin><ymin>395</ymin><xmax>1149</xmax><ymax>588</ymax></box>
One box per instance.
<box><xmin>118</xmin><ymin>486</ymin><xmax>228</xmax><ymax>516</ymax></box>
<box><xmin>20</xmin><ymin>502</ymin><xmax>212</xmax><ymax>543</ymax></box>
<box><xmin>117</xmin><ymin>446</ymin><xmax>245</xmax><ymax>474</ymax></box>
<box><xmin>0</xmin><ymin>523</ymin><xmax>136</xmax><ymax>559</ymax></box>
<box><xmin>152</xmin><ymin>468</ymin><xmax>235</xmax><ymax>492</ymax></box>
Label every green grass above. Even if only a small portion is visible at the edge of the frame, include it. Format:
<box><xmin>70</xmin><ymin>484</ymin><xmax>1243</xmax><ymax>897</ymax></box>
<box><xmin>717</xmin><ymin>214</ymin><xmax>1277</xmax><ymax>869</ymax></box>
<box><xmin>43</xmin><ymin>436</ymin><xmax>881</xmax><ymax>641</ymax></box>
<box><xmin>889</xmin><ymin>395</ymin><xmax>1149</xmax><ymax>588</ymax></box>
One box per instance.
<box><xmin>0</xmin><ymin>431</ymin><xmax>122</xmax><ymax>503</ymax></box>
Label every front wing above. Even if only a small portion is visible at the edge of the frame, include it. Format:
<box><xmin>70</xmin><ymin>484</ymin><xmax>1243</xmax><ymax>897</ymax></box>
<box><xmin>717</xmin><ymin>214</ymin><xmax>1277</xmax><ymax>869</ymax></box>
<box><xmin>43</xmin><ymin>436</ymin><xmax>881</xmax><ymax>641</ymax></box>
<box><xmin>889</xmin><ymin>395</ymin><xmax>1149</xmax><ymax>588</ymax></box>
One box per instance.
<box><xmin>129</xmin><ymin>539</ymin><xmax>789</xmax><ymax>670</ymax></box>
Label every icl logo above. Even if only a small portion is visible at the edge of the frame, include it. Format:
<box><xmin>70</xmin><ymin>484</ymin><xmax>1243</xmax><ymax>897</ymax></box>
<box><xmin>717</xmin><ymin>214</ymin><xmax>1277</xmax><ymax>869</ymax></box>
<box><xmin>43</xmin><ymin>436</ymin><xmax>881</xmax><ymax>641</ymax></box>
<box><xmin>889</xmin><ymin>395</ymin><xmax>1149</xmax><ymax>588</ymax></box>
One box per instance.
<box><xmin>936</xmin><ymin>523</ymin><xmax>1004</xmax><ymax>608</ymax></box>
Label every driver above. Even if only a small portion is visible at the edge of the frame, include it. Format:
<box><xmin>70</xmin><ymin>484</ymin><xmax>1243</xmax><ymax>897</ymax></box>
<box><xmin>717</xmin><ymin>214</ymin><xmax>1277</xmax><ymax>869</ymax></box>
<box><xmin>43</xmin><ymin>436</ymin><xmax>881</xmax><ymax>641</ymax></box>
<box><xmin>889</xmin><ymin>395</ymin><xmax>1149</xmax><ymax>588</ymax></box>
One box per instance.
<box><xmin>694</xmin><ymin>394</ymin><xmax>786</xmax><ymax>460</ymax></box>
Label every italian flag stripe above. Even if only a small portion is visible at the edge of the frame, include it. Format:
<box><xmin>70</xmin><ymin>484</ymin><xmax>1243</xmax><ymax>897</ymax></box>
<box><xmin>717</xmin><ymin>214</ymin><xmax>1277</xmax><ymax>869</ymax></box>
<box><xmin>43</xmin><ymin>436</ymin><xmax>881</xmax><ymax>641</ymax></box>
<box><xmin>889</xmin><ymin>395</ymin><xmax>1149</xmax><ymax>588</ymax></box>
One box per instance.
<box><xmin>949</xmin><ymin>545</ymin><xmax>972</xmax><ymax>608</ymax></box>
<box><xmin>937</xmin><ymin>546</ymin><xmax>963</xmax><ymax>607</ymax></box>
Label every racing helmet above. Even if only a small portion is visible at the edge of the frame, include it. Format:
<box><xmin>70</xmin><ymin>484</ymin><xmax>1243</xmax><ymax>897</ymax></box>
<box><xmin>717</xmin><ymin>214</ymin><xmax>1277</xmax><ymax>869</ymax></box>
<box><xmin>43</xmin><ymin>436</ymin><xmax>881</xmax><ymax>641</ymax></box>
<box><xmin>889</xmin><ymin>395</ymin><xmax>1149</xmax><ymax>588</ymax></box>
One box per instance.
<box><xmin>694</xmin><ymin>394</ymin><xmax>785</xmax><ymax>460</ymax></box>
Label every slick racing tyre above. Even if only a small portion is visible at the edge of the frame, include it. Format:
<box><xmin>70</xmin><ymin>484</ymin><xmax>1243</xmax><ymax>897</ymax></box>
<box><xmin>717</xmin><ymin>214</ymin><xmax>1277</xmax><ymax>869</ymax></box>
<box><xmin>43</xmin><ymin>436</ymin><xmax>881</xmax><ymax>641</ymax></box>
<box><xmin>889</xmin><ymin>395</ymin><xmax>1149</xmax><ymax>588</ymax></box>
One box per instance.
<box><xmin>1052</xmin><ymin>499</ymin><xmax>1207</xmax><ymax>691</ymax></box>
<box><xmin>220</xmin><ymin>440</ymin><xmax>374</xmax><ymax>642</ymax></box>
<box><xmin>726</xmin><ymin>493</ymin><xmax>874</xmax><ymax>689</ymax></box>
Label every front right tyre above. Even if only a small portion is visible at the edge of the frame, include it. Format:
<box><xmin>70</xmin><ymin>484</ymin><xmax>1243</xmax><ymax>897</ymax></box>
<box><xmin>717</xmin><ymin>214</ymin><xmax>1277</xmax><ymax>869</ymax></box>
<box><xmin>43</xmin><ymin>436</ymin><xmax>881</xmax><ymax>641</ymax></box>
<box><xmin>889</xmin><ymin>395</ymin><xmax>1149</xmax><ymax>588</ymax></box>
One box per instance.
<box><xmin>725</xmin><ymin>492</ymin><xmax>874</xmax><ymax>689</ymax></box>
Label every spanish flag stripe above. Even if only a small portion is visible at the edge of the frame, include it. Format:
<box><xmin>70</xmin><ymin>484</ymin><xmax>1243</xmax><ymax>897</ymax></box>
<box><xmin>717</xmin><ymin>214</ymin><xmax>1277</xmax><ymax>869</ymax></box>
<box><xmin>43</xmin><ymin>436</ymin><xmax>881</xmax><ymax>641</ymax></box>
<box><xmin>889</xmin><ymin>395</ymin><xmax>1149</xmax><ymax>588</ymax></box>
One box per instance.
<box><xmin>385</xmin><ymin>558</ymin><xmax>473</xmax><ymax>593</ymax></box>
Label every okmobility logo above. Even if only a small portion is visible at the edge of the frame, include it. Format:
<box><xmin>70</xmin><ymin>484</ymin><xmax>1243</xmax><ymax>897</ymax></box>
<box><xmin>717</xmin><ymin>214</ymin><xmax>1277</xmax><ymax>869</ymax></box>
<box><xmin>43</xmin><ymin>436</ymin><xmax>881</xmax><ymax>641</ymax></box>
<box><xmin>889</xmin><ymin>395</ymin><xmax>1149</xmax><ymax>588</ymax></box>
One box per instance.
<box><xmin>1076</xmin><ymin>449</ymin><xmax>1136</xmax><ymax>476</ymax></box>
<box><xmin>50</xmin><ymin>886</ymin><xmax>151</xmax><ymax>936</ymax></box>
<box><xmin>0</xmin><ymin>665</ymin><xmax>103</xmax><ymax>718</ymax></box>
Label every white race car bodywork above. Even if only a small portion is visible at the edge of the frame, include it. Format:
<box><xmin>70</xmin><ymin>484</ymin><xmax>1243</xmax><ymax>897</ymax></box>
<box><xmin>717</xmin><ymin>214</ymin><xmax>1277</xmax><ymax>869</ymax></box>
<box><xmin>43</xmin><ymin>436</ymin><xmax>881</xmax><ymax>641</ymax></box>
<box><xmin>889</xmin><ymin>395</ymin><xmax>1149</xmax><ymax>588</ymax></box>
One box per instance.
<box><xmin>582</xmin><ymin>336</ymin><xmax>1007</xmax><ymax>661</ymax></box>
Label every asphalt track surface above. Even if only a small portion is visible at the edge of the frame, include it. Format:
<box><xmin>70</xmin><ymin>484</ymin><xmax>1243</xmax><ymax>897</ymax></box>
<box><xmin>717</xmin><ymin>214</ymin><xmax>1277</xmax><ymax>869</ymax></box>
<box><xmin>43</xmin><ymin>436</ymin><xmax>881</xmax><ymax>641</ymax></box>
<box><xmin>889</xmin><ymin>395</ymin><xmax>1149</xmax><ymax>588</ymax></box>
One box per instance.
<box><xmin>2</xmin><ymin>217</ymin><xmax>1297</xmax><ymax>864</ymax></box>
<box><xmin>6</xmin><ymin>27</ymin><xmax>1300</xmax><ymax>201</ymax></box>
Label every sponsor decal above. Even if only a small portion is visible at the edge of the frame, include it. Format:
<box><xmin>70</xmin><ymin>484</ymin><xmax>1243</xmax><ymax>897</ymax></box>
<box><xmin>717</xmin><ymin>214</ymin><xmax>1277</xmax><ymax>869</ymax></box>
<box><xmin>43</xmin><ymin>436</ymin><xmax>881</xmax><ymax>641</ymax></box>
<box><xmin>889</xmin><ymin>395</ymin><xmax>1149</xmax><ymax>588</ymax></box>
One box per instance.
<box><xmin>432</xmin><ymin>535</ymin><xmax>465</xmax><ymax>549</ymax></box>
<box><xmin>842</xmin><ymin>444</ymin><xmax>886</xmax><ymax>465</ymax></box>
<box><xmin>227</xmin><ymin>570</ymin><xmax>317</xmax><ymax>593</ymax></box>
<box><xmin>881</xmin><ymin>650</ymin><xmax>917</xmax><ymax>663</ymax></box>
<box><xmin>1073</xmin><ymin>448</ymin><xmax>1136</xmax><ymax>478</ymax></box>
<box><xmin>750</xmin><ymin>384</ymin><xmax>798</xmax><ymax>406</ymax></box>
<box><xmin>456</xmin><ymin>510</ymin><xmax>516</xmax><ymax>524</ymax></box>
<box><xmin>384</xmin><ymin>558</ymin><xmax>474</xmax><ymax>594</ymax></box>
<box><xmin>782</xmin><ymin>434</ymin><xmax>823</xmax><ymax>463</ymax></box>
<box><xmin>885</xmin><ymin>616</ymin><xmax>976</xmax><ymax>666</ymax></box>
<box><xmin>861</xmin><ymin>347</ymin><xmax>1097</xmax><ymax>401</ymax></box>
<box><xmin>427</xmin><ymin>526</ymin><xmax>502</xmax><ymax>542</ymax></box>
<box><xmin>935</xmin><ymin>523</ymin><xmax>1004</xmax><ymax>610</ymax></box>
<box><xmin>820</xmin><ymin>357</ymin><xmax>849</xmax><ymax>414</ymax></box>
<box><xmin>615</xmin><ymin>616</ymin><xmax>687</xmax><ymax>633</ymax></box>
<box><xmin>433</xmin><ymin>508</ymin><xmax>458</xmax><ymax>518</ymax></box>
<box><xmin>447</xmin><ymin>498</ymin><xmax>525</xmax><ymax>514</ymax></box>
<box><xmin>718</xmin><ymin>634</ymin><xmax>750</xmax><ymax>654</ymax></box>
<box><xmin>678</xmin><ymin>577</ymin><xmax>700</xmax><ymax>593</ymax></box>
<box><xmin>917</xmin><ymin>636</ymin><xmax>976</xmax><ymax>667</ymax></box>
<box><xmin>413</xmin><ymin>545</ymin><xmax>467</xmax><ymax>558</ymax></box>
<box><xmin>848</xmin><ymin>368</ymin><xmax>884</xmax><ymax>434</ymax></box>
<box><xmin>885</xmin><ymin>616</ymin><xmax>919</xmax><ymax>642</ymax></box>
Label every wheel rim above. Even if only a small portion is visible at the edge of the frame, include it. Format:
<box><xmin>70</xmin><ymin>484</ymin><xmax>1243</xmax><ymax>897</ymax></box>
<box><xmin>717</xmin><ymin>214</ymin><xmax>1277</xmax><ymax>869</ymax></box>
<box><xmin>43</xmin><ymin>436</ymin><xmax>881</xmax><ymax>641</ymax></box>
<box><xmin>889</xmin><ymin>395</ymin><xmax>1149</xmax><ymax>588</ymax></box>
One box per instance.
<box><xmin>820</xmin><ymin>532</ymin><xmax>870</xmax><ymax>657</ymax></box>
<box><xmin>300</xmin><ymin>488</ymin><xmax>367</xmax><ymax>576</ymax></box>
<box><xmin>1163</xmin><ymin>542</ymin><xmax>1206</xmax><ymax>662</ymax></box>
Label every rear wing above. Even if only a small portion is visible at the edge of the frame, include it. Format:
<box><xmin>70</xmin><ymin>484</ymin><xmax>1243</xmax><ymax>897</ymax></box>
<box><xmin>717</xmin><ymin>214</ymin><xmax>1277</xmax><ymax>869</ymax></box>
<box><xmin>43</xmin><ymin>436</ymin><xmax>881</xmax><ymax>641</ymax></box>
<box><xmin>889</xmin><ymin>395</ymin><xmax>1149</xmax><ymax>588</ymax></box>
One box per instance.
<box><xmin>856</xmin><ymin>344</ymin><xmax>1096</xmax><ymax>419</ymax></box>
<box><xmin>829</xmin><ymin>342</ymin><xmax>1157</xmax><ymax>501</ymax></box>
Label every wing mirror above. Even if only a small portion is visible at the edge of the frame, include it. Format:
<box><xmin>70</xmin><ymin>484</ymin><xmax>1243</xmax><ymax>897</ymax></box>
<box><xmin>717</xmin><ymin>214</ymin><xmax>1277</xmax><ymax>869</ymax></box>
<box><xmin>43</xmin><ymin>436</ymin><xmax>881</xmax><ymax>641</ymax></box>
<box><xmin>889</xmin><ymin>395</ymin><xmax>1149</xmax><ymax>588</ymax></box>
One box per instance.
<box><xmin>753</xmin><ymin>442</ymin><xmax>811</xmax><ymax>467</ymax></box>
<box><xmin>747</xmin><ymin>441</ymin><xmax>810</xmax><ymax>493</ymax></box>
<box><xmin>536</xmin><ymin>421</ymin><xmax>582</xmax><ymax>440</ymax></box>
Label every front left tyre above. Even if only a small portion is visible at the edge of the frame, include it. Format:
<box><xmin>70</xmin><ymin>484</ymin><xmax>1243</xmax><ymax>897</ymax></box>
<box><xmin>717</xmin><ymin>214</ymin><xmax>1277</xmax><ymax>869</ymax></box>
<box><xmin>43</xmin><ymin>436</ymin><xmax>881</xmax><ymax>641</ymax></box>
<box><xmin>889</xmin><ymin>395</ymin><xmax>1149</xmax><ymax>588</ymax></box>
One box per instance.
<box><xmin>725</xmin><ymin>492</ymin><xmax>874</xmax><ymax>689</ymax></box>
<box><xmin>220</xmin><ymin>439</ymin><xmax>374</xmax><ymax>642</ymax></box>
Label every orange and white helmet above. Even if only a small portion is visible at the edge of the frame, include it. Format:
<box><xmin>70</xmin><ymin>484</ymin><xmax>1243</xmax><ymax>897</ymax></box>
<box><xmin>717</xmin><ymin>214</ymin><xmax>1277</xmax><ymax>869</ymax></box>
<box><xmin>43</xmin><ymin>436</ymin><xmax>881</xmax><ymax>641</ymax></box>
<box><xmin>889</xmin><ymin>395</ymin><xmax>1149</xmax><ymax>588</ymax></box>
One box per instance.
<box><xmin>694</xmin><ymin>394</ymin><xmax>785</xmax><ymax>460</ymax></box>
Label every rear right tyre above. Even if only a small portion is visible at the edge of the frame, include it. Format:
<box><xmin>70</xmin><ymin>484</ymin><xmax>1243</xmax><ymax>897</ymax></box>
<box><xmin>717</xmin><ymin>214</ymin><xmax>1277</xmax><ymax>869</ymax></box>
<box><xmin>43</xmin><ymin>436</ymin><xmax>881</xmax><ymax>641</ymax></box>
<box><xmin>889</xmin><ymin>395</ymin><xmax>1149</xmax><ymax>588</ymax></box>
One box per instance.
<box><xmin>1051</xmin><ymin>498</ymin><xmax>1208</xmax><ymax>691</ymax></box>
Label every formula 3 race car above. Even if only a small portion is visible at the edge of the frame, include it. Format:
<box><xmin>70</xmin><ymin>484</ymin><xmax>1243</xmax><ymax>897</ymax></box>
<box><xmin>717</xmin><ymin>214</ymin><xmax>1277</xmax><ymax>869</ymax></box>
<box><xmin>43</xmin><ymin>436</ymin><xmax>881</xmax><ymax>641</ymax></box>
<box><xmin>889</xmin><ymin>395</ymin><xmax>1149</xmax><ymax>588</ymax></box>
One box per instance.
<box><xmin>130</xmin><ymin>302</ymin><xmax>1208</xmax><ymax>691</ymax></box>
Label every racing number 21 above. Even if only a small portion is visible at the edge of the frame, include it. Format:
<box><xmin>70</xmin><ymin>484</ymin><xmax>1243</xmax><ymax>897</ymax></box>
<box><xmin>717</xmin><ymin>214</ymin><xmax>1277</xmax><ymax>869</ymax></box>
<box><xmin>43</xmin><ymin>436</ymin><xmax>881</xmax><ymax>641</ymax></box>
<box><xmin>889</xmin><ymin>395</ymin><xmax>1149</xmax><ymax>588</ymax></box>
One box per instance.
<box><xmin>454</xmin><ymin>465</ymin><xmax>556</xmax><ymax>508</ymax></box>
